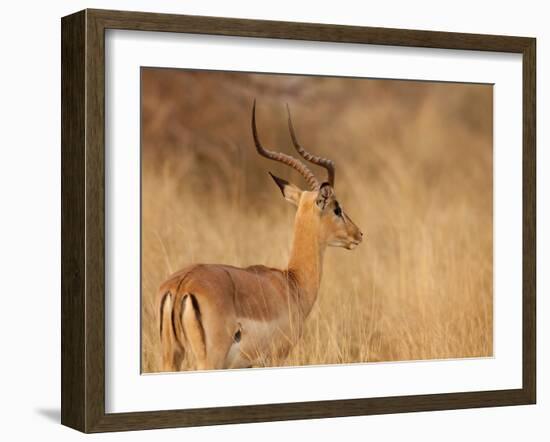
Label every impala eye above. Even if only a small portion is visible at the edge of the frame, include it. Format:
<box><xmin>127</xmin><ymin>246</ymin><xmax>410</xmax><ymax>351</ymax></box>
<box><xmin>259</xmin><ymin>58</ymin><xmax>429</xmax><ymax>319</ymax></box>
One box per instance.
<box><xmin>234</xmin><ymin>329</ymin><xmax>241</xmax><ymax>343</ymax></box>
<box><xmin>334</xmin><ymin>206</ymin><xmax>342</xmax><ymax>217</ymax></box>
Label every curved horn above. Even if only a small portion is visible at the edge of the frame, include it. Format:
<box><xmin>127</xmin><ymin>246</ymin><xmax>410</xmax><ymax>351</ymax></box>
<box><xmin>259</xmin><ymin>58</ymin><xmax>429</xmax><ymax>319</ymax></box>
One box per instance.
<box><xmin>286</xmin><ymin>105</ymin><xmax>336</xmax><ymax>188</ymax></box>
<box><xmin>252</xmin><ymin>100</ymin><xmax>320</xmax><ymax>190</ymax></box>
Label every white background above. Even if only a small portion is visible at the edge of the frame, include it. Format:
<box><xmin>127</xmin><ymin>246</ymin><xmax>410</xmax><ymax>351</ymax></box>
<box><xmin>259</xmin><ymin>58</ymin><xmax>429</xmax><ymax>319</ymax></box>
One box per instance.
<box><xmin>0</xmin><ymin>0</ymin><xmax>547</xmax><ymax>440</ymax></box>
<box><xmin>106</xmin><ymin>31</ymin><xmax>523</xmax><ymax>412</ymax></box>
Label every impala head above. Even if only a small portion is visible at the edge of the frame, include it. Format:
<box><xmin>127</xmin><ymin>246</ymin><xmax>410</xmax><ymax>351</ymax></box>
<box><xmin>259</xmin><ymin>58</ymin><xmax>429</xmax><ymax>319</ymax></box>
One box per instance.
<box><xmin>252</xmin><ymin>101</ymin><xmax>363</xmax><ymax>250</ymax></box>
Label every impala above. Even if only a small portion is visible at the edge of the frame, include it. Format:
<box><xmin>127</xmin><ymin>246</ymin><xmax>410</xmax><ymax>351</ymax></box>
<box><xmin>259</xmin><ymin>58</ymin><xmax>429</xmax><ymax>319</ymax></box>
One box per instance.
<box><xmin>157</xmin><ymin>101</ymin><xmax>363</xmax><ymax>371</ymax></box>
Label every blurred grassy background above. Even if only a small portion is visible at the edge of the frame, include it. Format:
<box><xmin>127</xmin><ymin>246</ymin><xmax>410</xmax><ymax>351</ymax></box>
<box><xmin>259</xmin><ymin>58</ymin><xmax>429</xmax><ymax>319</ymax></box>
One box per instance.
<box><xmin>141</xmin><ymin>68</ymin><xmax>493</xmax><ymax>372</ymax></box>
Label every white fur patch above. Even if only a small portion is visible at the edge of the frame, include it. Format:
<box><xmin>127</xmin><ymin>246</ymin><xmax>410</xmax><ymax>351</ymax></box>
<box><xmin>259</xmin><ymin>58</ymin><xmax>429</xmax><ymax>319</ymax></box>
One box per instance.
<box><xmin>238</xmin><ymin>317</ymin><xmax>299</xmax><ymax>364</ymax></box>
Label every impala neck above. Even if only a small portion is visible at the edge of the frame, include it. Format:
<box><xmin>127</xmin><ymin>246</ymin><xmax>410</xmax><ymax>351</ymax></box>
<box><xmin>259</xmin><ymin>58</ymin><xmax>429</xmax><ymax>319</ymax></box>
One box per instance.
<box><xmin>287</xmin><ymin>206</ymin><xmax>326</xmax><ymax>316</ymax></box>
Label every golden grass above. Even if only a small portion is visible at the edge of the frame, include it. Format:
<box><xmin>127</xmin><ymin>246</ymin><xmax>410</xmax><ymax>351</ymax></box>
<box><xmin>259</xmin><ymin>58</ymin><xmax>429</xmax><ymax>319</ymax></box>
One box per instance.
<box><xmin>140</xmin><ymin>69</ymin><xmax>493</xmax><ymax>372</ymax></box>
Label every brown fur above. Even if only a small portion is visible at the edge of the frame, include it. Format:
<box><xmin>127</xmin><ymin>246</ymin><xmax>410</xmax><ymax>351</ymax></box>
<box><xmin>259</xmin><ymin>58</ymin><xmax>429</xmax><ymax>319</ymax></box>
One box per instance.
<box><xmin>156</xmin><ymin>186</ymin><xmax>362</xmax><ymax>371</ymax></box>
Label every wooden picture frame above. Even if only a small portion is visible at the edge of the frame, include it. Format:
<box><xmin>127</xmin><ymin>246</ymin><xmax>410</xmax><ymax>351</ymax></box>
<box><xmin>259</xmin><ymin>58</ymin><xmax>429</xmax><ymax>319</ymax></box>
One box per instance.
<box><xmin>61</xmin><ymin>8</ymin><xmax>536</xmax><ymax>433</ymax></box>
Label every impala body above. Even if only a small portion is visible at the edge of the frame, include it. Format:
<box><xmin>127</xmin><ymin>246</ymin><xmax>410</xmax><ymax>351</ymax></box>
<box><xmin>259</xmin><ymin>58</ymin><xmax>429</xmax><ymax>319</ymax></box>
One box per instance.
<box><xmin>157</xmin><ymin>102</ymin><xmax>363</xmax><ymax>371</ymax></box>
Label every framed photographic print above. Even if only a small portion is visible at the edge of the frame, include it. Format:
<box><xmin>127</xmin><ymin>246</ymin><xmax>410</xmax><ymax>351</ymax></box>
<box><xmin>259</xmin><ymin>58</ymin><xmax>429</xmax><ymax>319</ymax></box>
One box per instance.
<box><xmin>61</xmin><ymin>9</ymin><xmax>536</xmax><ymax>433</ymax></box>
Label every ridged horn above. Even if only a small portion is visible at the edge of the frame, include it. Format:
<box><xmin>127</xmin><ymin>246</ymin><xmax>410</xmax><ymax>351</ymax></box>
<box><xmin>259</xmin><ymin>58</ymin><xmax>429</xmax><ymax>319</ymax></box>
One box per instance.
<box><xmin>252</xmin><ymin>100</ymin><xmax>320</xmax><ymax>190</ymax></box>
<box><xmin>287</xmin><ymin>104</ymin><xmax>335</xmax><ymax>187</ymax></box>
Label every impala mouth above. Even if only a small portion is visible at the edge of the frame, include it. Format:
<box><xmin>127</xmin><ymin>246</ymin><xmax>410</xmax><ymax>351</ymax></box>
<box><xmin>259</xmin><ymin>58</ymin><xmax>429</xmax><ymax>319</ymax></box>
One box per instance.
<box><xmin>347</xmin><ymin>240</ymin><xmax>361</xmax><ymax>250</ymax></box>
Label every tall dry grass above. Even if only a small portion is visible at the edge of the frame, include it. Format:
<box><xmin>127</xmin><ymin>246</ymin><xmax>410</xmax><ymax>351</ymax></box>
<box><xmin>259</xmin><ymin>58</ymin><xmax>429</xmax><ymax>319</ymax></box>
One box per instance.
<box><xmin>140</xmin><ymin>69</ymin><xmax>493</xmax><ymax>372</ymax></box>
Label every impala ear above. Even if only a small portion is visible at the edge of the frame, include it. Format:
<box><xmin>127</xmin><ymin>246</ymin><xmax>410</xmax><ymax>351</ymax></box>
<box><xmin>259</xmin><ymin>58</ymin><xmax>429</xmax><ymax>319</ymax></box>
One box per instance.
<box><xmin>316</xmin><ymin>182</ymin><xmax>334</xmax><ymax>210</ymax></box>
<box><xmin>269</xmin><ymin>172</ymin><xmax>302</xmax><ymax>207</ymax></box>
